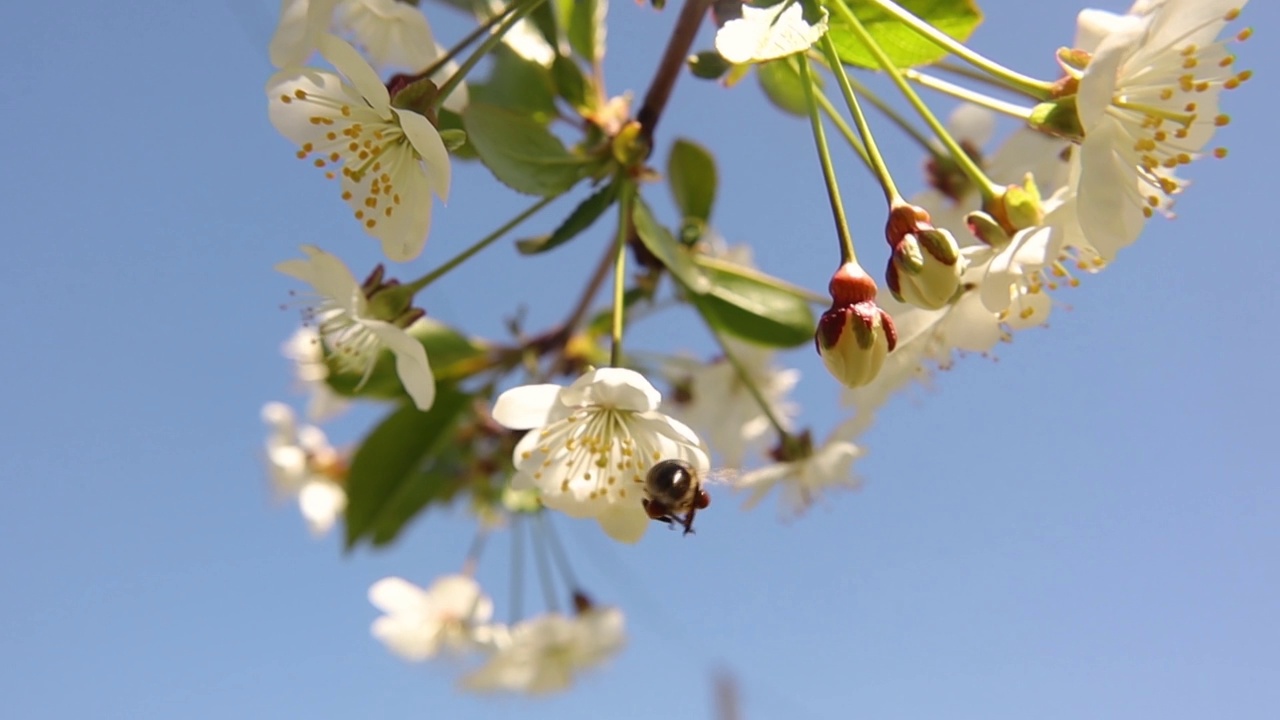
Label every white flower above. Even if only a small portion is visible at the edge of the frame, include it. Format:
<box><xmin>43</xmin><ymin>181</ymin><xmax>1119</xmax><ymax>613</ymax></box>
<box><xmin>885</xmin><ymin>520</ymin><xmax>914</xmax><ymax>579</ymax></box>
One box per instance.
<box><xmin>666</xmin><ymin>339</ymin><xmax>799</xmax><ymax>467</ymax></box>
<box><xmin>492</xmin><ymin>368</ymin><xmax>710</xmax><ymax>544</ymax></box>
<box><xmin>262</xmin><ymin>402</ymin><xmax>347</xmax><ymax>535</ymax></box>
<box><xmin>272</xmin><ymin>0</ymin><xmax>435</xmax><ymax>70</ymax></box>
<box><xmin>736</xmin><ymin>426</ymin><xmax>864</xmax><ymax>516</ymax></box>
<box><xmin>281</xmin><ymin>326</ymin><xmax>351</xmax><ymax>421</ymax></box>
<box><xmin>369</xmin><ymin>575</ymin><xmax>495</xmax><ymax>660</ymax></box>
<box><xmin>267</xmin><ymin>34</ymin><xmax>451</xmax><ymax>262</ymax></box>
<box><xmin>478</xmin><ymin>0</ymin><xmax>556</xmax><ymax>67</ymax></box>
<box><xmin>1071</xmin><ymin>0</ymin><xmax>1249</xmax><ymax>259</ymax></box>
<box><xmin>462</xmin><ymin>608</ymin><xmax>625</xmax><ymax>695</ymax></box>
<box><xmin>715</xmin><ymin>2</ymin><xmax>829</xmax><ymax>65</ymax></box>
<box><xmin>276</xmin><ymin>245</ymin><xmax>436</xmax><ymax>410</ymax></box>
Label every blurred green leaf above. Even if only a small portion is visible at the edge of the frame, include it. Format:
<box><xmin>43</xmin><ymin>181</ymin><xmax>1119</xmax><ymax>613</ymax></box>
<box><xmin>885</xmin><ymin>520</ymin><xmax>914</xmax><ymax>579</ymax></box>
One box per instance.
<box><xmin>667</xmin><ymin>139</ymin><xmax>717</xmax><ymax>224</ymax></box>
<box><xmin>470</xmin><ymin>46</ymin><xmax>557</xmax><ymax>122</ymax></box>
<box><xmin>756</xmin><ymin>56</ymin><xmax>812</xmax><ymax>117</ymax></box>
<box><xmin>631</xmin><ymin>197</ymin><xmax>711</xmax><ymax>294</ymax></box>
<box><xmin>824</xmin><ymin>0</ymin><xmax>982</xmax><ymax>69</ymax></box>
<box><xmin>517</xmin><ymin>183</ymin><xmax>618</xmax><ymax>254</ymax></box>
<box><xmin>568</xmin><ymin>0</ymin><xmax>606</xmax><ymax>63</ymax></box>
<box><xmin>690</xmin><ymin>259</ymin><xmax>816</xmax><ymax>347</ymax></box>
<box><xmin>463</xmin><ymin>102</ymin><xmax>585</xmax><ymax>196</ymax></box>
<box><xmin>551</xmin><ymin>55</ymin><xmax>591</xmax><ymax>113</ymax></box>
<box><xmin>344</xmin><ymin>387</ymin><xmax>472</xmax><ymax>549</ymax></box>
<box><xmin>688</xmin><ymin>51</ymin><xmax>732</xmax><ymax>80</ymax></box>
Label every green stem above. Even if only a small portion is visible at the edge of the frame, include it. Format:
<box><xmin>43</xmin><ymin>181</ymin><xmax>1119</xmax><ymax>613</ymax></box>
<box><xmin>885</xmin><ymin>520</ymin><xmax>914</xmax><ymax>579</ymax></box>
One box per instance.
<box><xmin>904</xmin><ymin>68</ymin><xmax>1034</xmax><ymax>120</ymax></box>
<box><xmin>610</xmin><ymin>185</ymin><xmax>635</xmax><ymax>367</ymax></box>
<box><xmin>539</xmin><ymin>512</ymin><xmax>580</xmax><ymax>591</ymax></box>
<box><xmin>798</xmin><ymin>55</ymin><xmax>857</xmax><ymax>265</ymax></box>
<box><xmin>810</xmin><ymin>52</ymin><xmax>936</xmax><ymax>155</ymax></box>
<box><xmin>828</xmin><ymin>0</ymin><xmax>1001</xmax><ymax>203</ymax></box>
<box><xmin>405</xmin><ymin>194</ymin><xmax>556</xmax><ymax>293</ymax></box>
<box><xmin>811</xmin><ymin>90</ymin><xmax>872</xmax><ymax>167</ymax></box>
<box><xmin>860</xmin><ymin>0</ymin><xmax>1054</xmax><ymax>100</ymax></box>
<box><xmin>708</xmin><ymin>329</ymin><xmax>789</xmax><ymax>438</ymax></box>
<box><xmin>817</xmin><ymin>34</ymin><xmax>900</xmax><ymax>205</ymax></box>
<box><xmin>412</xmin><ymin>1</ymin><xmax>521</xmax><ymax>85</ymax></box>
<box><xmin>436</xmin><ymin>0</ymin><xmax>549</xmax><ymax>108</ymax></box>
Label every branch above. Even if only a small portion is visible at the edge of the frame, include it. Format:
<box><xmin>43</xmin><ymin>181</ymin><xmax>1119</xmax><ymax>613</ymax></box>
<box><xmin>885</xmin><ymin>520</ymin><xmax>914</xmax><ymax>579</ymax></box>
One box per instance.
<box><xmin>636</xmin><ymin>0</ymin><xmax>713</xmax><ymax>151</ymax></box>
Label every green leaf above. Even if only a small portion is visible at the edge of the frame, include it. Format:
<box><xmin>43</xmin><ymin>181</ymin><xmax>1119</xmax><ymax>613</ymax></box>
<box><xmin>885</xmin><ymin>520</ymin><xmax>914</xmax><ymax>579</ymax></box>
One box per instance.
<box><xmin>470</xmin><ymin>46</ymin><xmax>557</xmax><ymax>122</ymax></box>
<box><xmin>436</xmin><ymin>108</ymin><xmax>477</xmax><ymax>160</ymax></box>
<box><xmin>517</xmin><ymin>183</ymin><xmax>618</xmax><ymax>254</ymax></box>
<box><xmin>551</xmin><ymin>55</ymin><xmax>591</xmax><ymax>113</ymax></box>
<box><xmin>667</xmin><ymin>139</ymin><xmax>717</xmax><ymax>224</ymax></box>
<box><xmin>689</xmin><ymin>259</ymin><xmax>816</xmax><ymax>347</ymax></box>
<box><xmin>568</xmin><ymin>0</ymin><xmax>606</xmax><ymax>63</ymax></box>
<box><xmin>823</xmin><ymin>0</ymin><xmax>982</xmax><ymax>70</ymax></box>
<box><xmin>687</xmin><ymin>51</ymin><xmax>732</xmax><ymax>80</ymax></box>
<box><xmin>631</xmin><ymin>196</ymin><xmax>711</xmax><ymax>294</ymax></box>
<box><xmin>755</xmin><ymin>56</ymin><xmax>812</xmax><ymax>117</ymax></box>
<box><xmin>462</xmin><ymin>102</ymin><xmax>585</xmax><ymax>196</ymax></box>
<box><xmin>344</xmin><ymin>387</ymin><xmax>472</xmax><ymax>549</ymax></box>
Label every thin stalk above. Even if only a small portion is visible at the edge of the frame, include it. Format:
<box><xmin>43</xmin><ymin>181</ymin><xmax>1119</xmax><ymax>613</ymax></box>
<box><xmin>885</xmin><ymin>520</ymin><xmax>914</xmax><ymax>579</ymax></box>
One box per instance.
<box><xmin>509</xmin><ymin>514</ymin><xmax>525</xmax><ymax>623</ymax></box>
<box><xmin>461</xmin><ymin>529</ymin><xmax>489</xmax><ymax>576</ymax></box>
<box><xmin>904</xmin><ymin>69</ymin><xmax>1034</xmax><ymax>120</ymax></box>
<box><xmin>531</xmin><ymin>517</ymin><xmax>560</xmax><ymax>613</ymax></box>
<box><xmin>539</xmin><ymin>512</ymin><xmax>580</xmax><ymax>591</ymax></box>
<box><xmin>412</xmin><ymin>1</ymin><xmax>522</xmax><ymax>84</ymax></box>
<box><xmin>798</xmin><ymin>55</ymin><xmax>858</xmax><ymax>265</ymax></box>
<box><xmin>860</xmin><ymin>0</ymin><xmax>1054</xmax><ymax>100</ymax></box>
<box><xmin>815</xmin><ymin>89</ymin><xmax>922</xmax><ymax>172</ymax></box>
<box><xmin>810</xmin><ymin>52</ymin><xmax>936</xmax><ymax>154</ymax></box>
<box><xmin>609</xmin><ymin>185</ymin><xmax>635</xmax><ymax>367</ymax></box>
<box><xmin>828</xmin><ymin>0</ymin><xmax>1001</xmax><ymax>203</ymax></box>
<box><xmin>818</xmin><ymin>34</ymin><xmax>900</xmax><ymax>205</ymax></box>
<box><xmin>405</xmin><ymin>194</ymin><xmax>556</xmax><ymax>293</ymax></box>
<box><xmin>436</xmin><ymin>0</ymin><xmax>549</xmax><ymax>107</ymax></box>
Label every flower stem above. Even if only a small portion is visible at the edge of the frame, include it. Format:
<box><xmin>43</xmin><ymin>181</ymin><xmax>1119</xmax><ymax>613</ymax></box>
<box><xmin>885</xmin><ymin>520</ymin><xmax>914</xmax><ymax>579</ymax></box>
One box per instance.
<box><xmin>904</xmin><ymin>68</ymin><xmax>1034</xmax><ymax>120</ymax></box>
<box><xmin>610</xmin><ymin>184</ymin><xmax>634</xmax><ymax>367</ymax></box>
<box><xmin>817</xmin><ymin>34</ymin><xmax>900</xmax><ymax>205</ymax></box>
<box><xmin>531</xmin><ymin>516</ymin><xmax>559</xmax><ymax>613</ymax></box>
<box><xmin>412</xmin><ymin>0</ymin><xmax>522</xmax><ymax>85</ymax></box>
<box><xmin>798</xmin><ymin>54</ymin><xmax>857</xmax><ymax>265</ymax></box>
<box><xmin>859</xmin><ymin>0</ymin><xmax>1055</xmax><ymax>100</ymax></box>
<box><xmin>405</xmin><ymin>194</ymin><xmax>556</xmax><ymax>294</ymax></box>
<box><xmin>827</xmin><ymin>0</ymin><xmax>1001</xmax><ymax>203</ymax></box>
<box><xmin>708</xmin><ymin>329</ymin><xmax>790</xmax><ymax>439</ymax></box>
<box><xmin>538</xmin><ymin>512</ymin><xmax>580</xmax><ymax>592</ymax></box>
<box><xmin>461</xmin><ymin>528</ymin><xmax>490</xmax><ymax>576</ymax></box>
<box><xmin>509</xmin><ymin>514</ymin><xmax>525</xmax><ymax>623</ymax></box>
<box><xmin>436</xmin><ymin>0</ymin><xmax>549</xmax><ymax>108</ymax></box>
<box><xmin>810</xmin><ymin>53</ymin><xmax>936</xmax><ymax>157</ymax></box>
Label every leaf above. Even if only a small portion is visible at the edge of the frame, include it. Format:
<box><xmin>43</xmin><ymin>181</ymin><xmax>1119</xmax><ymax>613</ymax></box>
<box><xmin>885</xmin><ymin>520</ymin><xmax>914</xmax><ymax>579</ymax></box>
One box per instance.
<box><xmin>463</xmin><ymin>102</ymin><xmax>585</xmax><ymax>196</ymax></box>
<box><xmin>667</xmin><ymin>139</ymin><xmax>717</xmax><ymax>224</ymax></box>
<box><xmin>551</xmin><ymin>55</ymin><xmax>591</xmax><ymax>113</ymax></box>
<box><xmin>630</xmin><ymin>196</ymin><xmax>711</xmax><ymax>295</ymax></box>
<box><xmin>470</xmin><ymin>46</ymin><xmax>557</xmax><ymax>121</ymax></box>
<box><xmin>689</xmin><ymin>259</ymin><xmax>816</xmax><ymax>347</ymax></box>
<box><xmin>517</xmin><ymin>183</ymin><xmax>618</xmax><ymax>254</ymax></box>
<box><xmin>325</xmin><ymin>318</ymin><xmax>488</xmax><ymax>396</ymax></box>
<box><xmin>755</xmin><ymin>56</ymin><xmax>813</xmax><ymax>117</ymax></box>
<box><xmin>687</xmin><ymin>51</ymin><xmax>732</xmax><ymax>80</ymax></box>
<box><xmin>568</xmin><ymin>0</ymin><xmax>607</xmax><ymax>63</ymax></box>
<box><xmin>823</xmin><ymin>0</ymin><xmax>983</xmax><ymax>70</ymax></box>
<box><xmin>344</xmin><ymin>387</ymin><xmax>472</xmax><ymax>549</ymax></box>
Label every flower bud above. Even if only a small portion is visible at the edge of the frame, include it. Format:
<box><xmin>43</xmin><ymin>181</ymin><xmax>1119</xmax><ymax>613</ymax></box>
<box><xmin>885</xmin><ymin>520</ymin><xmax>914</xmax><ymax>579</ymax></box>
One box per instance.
<box><xmin>885</xmin><ymin>227</ymin><xmax>964</xmax><ymax>310</ymax></box>
<box><xmin>815</xmin><ymin>263</ymin><xmax>898</xmax><ymax>388</ymax></box>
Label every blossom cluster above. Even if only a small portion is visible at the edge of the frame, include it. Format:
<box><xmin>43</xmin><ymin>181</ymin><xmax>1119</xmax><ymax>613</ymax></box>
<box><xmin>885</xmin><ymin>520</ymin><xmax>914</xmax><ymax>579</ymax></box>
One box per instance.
<box><xmin>255</xmin><ymin>0</ymin><xmax>1250</xmax><ymax>698</ymax></box>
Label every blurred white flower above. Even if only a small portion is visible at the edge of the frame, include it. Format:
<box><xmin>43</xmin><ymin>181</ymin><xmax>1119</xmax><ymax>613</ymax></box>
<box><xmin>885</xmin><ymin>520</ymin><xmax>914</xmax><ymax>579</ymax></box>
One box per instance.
<box><xmin>479</xmin><ymin>0</ymin><xmax>556</xmax><ymax>67</ymax></box>
<box><xmin>369</xmin><ymin>575</ymin><xmax>495</xmax><ymax>660</ymax></box>
<box><xmin>262</xmin><ymin>402</ymin><xmax>347</xmax><ymax>535</ymax></box>
<box><xmin>462</xmin><ymin>607</ymin><xmax>625</xmax><ymax>695</ymax></box>
<box><xmin>492</xmin><ymin>368</ymin><xmax>709</xmax><ymax>543</ymax></box>
<box><xmin>281</xmin><ymin>326</ymin><xmax>350</xmax><ymax>422</ymax></box>
<box><xmin>267</xmin><ymin>34</ymin><xmax>450</xmax><ymax>262</ymax></box>
<box><xmin>276</xmin><ymin>245</ymin><xmax>436</xmax><ymax>410</ymax></box>
<box><xmin>715</xmin><ymin>2</ymin><xmax>828</xmax><ymax>65</ymax></box>
<box><xmin>736</xmin><ymin>425</ymin><xmax>864</xmax><ymax>516</ymax></box>
<box><xmin>667</xmin><ymin>339</ymin><xmax>798</xmax><ymax>468</ymax></box>
<box><xmin>272</xmin><ymin>0</ymin><xmax>435</xmax><ymax>70</ymax></box>
<box><xmin>1070</xmin><ymin>0</ymin><xmax>1249</xmax><ymax>259</ymax></box>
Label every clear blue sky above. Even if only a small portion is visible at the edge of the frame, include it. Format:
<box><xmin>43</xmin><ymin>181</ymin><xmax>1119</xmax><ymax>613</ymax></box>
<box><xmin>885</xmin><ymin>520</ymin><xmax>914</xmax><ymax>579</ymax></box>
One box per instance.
<box><xmin>2</xmin><ymin>1</ymin><xmax>1277</xmax><ymax>718</ymax></box>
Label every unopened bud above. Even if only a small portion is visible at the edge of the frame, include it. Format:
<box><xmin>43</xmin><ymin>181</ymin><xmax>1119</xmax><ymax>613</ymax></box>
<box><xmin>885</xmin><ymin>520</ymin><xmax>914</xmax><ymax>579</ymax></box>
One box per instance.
<box><xmin>966</xmin><ymin>211</ymin><xmax>1010</xmax><ymax>249</ymax></box>
<box><xmin>1028</xmin><ymin>97</ymin><xmax>1084</xmax><ymax>142</ymax></box>
<box><xmin>886</xmin><ymin>228</ymin><xmax>964</xmax><ymax>310</ymax></box>
<box><xmin>815</xmin><ymin>263</ymin><xmax>898</xmax><ymax>388</ymax></box>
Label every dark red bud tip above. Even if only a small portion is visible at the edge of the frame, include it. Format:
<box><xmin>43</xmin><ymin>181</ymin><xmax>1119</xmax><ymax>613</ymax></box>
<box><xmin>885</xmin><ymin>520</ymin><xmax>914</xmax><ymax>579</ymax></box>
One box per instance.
<box><xmin>881</xmin><ymin>308</ymin><xmax>898</xmax><ymax>352</ymax></box>
<box><xmin>885</xmin><ymin>203</ymin><xmax>933</xmax><ymax>246</ymax></box>
<box><xmin>815</xmin><ymin>306</ymin><xmax>849</xmax><ymax>351</ymax></box>
<box><xmin>883</xmin><ymin>257</ymin><xmax>902</xmax><ymax>297</ymax></box>
<box><xmin>828</xmin><ymin>262</ymin><xmax>879</xmax><ymax>305</ymax></box>
<box><xmin>571</xmin><ymin>590</ymin><xmax>594</xmax><ymax>614</ymax></box>
<box><xmin>386</xmin><ymin>72</ymin><xmax>413</xmax><ymax>97</ymax></box>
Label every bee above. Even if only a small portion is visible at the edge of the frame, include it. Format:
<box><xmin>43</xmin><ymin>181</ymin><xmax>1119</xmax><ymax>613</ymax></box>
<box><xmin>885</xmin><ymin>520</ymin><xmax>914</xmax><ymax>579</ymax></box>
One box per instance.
<box><xmin>642</xmin><ymin>459</ymin><xmax>738</xmax><ymax>535</ymax></box>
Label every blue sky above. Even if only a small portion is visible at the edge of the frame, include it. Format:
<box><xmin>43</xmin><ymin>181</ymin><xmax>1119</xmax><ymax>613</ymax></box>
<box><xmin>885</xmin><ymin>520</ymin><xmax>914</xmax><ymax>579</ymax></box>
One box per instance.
<box><xmin>2</xmin><ymin>1</ymin><xmax>1277</xmax><ymax>718</ymax></box>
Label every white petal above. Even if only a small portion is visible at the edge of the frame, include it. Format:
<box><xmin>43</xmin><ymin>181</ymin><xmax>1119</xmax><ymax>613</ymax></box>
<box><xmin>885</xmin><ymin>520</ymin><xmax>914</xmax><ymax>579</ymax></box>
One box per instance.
<box><xmin>269</xmin><ymin>0</ymin><xmax>314</xmax><ymax>68</ymax></box>
<box><xmin>559</xmin><ymin>368</ymin><xmax>660</xmax><ymax>411</ymax></box>
<box><xmin>336</xmin><ymin>0</ymin><xmax>439</xmax><ymax>71</ymax></box>
<box><xmin>394</xmin><ymin>108</ymin><xmax>452</xmax><ymax>201</ymax></box>
<box><xmin>596</xmin><ymin>503</ymin><xmax>649</xmax><ymax>544</ymax></box>
<box><xmin>368</xmin><ymin>576</ymin><xmax>429</xmax><ymax>614</ymax></box>
<box><xmin>298</xmin><ymin>481</ymin><xmax>346</xmax><ymax>535</ymax></box>
<box><xmin>493</xmin><ymin>384</ymin><xmax>563</xmax><ymax>429</ymax></box>
<box><xmin>1074</xmin><ymin>8</ymin><xmax>1128</xmax><ymax>53</ymax></box>
<box><xmin>1077</xmin><ymin>122</ymin><xmax>1146</xmax><ymax>258</ymax></box>
<box><xmin>319</xmin><ymin>33</ymin><xmax>392</xmax><ymax>112</ymax></box>
<box><xmin>948</xmin><ymin>104</ymin><xmax>996</xmax><ymax>147</ymax></box>
<box><xmin>275</xmin><ymin>245</ymin><xmax>363</xmax><ymax>313</ymax></box>
<box><xmin>1076</xmin><ymin>16</ymin><xmax>1146</xmax><ymax>131</ymax></box>
<box><xmin>715</xmin><ymin>3</ymin><xmax>828</xmax><ymax>64</ymax></box>
<box><xmin>363</xmin><ymin>321</ymin><xmax>436</xmax><ymax>410</ymax></box>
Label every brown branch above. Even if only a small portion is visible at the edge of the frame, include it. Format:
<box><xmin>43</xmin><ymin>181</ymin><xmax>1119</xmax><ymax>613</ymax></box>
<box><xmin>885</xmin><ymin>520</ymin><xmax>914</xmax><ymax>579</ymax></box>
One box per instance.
<box><xmin>636</xmin><ymin>0</ymin><xmax>714</xmax><ymax>151</ymax></box>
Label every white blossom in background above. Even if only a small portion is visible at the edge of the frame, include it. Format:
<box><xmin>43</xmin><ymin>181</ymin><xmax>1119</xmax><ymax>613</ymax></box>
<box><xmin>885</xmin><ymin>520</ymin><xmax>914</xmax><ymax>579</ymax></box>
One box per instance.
<box><xmin>262</xmin><ymin>402</ymin><xmax>347</xmax><ymax>535</ymax></box>
<box><xmin>462</xmin><ymin>607</ymin><xmax>625</xmax><ymax>695</ymax></box>
<box><xmin>281</xmin><ymin>326</ymin><xmax>351</xmax><ymax>422</ymax></box>
<box><xmin>736</xmin><ymin>423</ymin><xmax>866</xmax><ymax>516</ymax></box>
<box><xmin>1069</xmin><ymin>0</ymin><xmax>1249</xmax><ymax>259</ymax></box>
<box><xmin>492</xmin><ymin>368</ymin><xmax>710</xmax><ymax>543</ymax></box>
<box><xmin>479</xmin><ymin>0</ymin><xmax>556</xmax><ymax>67</ymax></box>
<box><xmin>715</xmin><ymin>1</ymin><xmax>829</xmax><ymax>65</ymax></box>
<box><xmin>276</xmin><ymin>245</ymin><xmax>437</xmax><ymax>410</ymax></box>
<box><xmin>369</xmin><ymin>575</ymin><xmax>495</xmax><ymax>660</ymax></box>
<box><xmin>666</xmin><ymin>339</ymin><xmax>799</xmax><ymax>467</ymax></box>
<box><xmin>268</xmin><ymin>35</ymin><xmax>451</xmax><ymax>262</ymax></box>
<box><xmin>273</xmin><ymin>0</ymin><xmax>433</xmax><ymax>70</ymax></box>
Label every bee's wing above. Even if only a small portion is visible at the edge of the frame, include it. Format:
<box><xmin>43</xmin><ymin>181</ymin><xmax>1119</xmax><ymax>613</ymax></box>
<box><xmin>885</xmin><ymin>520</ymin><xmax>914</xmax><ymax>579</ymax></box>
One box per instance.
<box><xmin>702</xmin><ymin>467</ymin><xmax>743</xmax><ymax>486</ymax></box>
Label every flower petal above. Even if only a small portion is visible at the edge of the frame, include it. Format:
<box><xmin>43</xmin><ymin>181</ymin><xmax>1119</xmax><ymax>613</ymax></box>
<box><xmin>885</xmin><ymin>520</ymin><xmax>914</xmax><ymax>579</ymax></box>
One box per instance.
<box><xmin>1076</xmin><ymin>15</ymin><xmax>1146</xmax><ymax>131</ymax></box>
<box><xmin>596</xmin><ymin>503</ymin><xmax>649</xmax><ymax>544</ymax></box>
<box><xmin>559</xmin><ymin>368</ymin><xmax>660</xmax><ymax>411</ymax></box>
<box><xmin>1077</xmin><ymin>122</ymin><xmax>1146</xmax><ymax>258</ymax></box>
<box><xmin>368</xmin><ymin>576</ymin><xmax>429</xmax><ymax>614</ymax></box>
<box><xmin>275</xmin><ymin>245</ymin><xmax>364</xmax><ymax>314</ymax></box>
<box><xmin>319</xmin><ymin>33</ymin><xmax>392</xmax><ymax>112</ymax></box>
<box><xmin>394</xmin><ymin>108</ymin><xmax>452</xmax><ymax>201</ymax></box>
<box><xmin>363</xmin><ymin>321</ymin><xmax>435</xmax><ymax>410</ymax></box>
<box><xmin>298</xmin><ymin>481</ymin><xmax>346</xmax><ymax>535</ymax></box>
<box><xmin>493</xmin><ymin>384</ymin><xmax>563</xmax><ymax>429</ymax></box>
